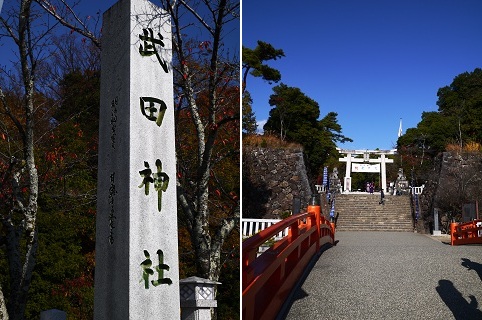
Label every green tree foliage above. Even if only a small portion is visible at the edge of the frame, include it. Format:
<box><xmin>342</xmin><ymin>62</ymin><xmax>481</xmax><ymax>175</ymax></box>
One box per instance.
<box><xmin>0</xmin><ymin>1</ymin><xmax>52</xmax><ymax>317</ymax></box>
<box><xmin>242</xmin><ymin>40</ymin><xmax>285</xmax><ymax>91</ymax></box>
<box><xmin>399</xmin><ymin>68</ymin><xmax>482</xmax><ymax>153</ymax></box>
<box><xmin>437</xmin><ymin>68</ymin><xmax>482</xmax><ymax>142</ymax></box>
<box><xmin>0</xmin><ymin>21</ymin><xmax>99</xmax><ymax>316</ymax></box>
<box><xmin>398</xmin><ymin>68</ymin><xmax>482</xmax><ymax>180</ymax></box>
<box><xmin>265</xmin><ymin>83</ymin><xmax>319</xmax><ymax>140</ymax></box>
<box><xmin>242</xmin><ymin>90</ymin><xmax>257</xmax><ymax>134</ymax></box>
<box><xmin>24</xmin><ymin>68</ymin><xmax>98</xmax><ymax>320</ymax></box>
<box><xmin>264</xmin><ymin>83</ymin><xmax>351</xmax><ymax>174</ymax></box>
<box><xmin>176</xmin><ymin>85</ymin><xmax>240</xmax><ymax>319</ymax></box>
<box><xmin>163</xmin><ymin>0</ymin><xmax>240</xmax><ymax>292</ymax></box>
<box><xmin>242</xmin><ymin>40</ymin><xmax>284</xmax><ymax>135</ymax></box>
<box><xmin>400</xmin><ymin>111</ymin><xmax>456</xmax><ymax>158</ymax></box>
<box><xmin>25</xmin><ymin>206</ymin><xmax>95</xmax><ymax>320</ymax></box>
<box><xmin>397</xmin><ymin>68</ymin><xmax>482</xmax><ymax>188</ymax></box>
<box><xmin>315</xmin><ymin>111</ymin><xmax>353</xmax><ymax>168</ymax></box>
<box><xmin>2</xmin><ymin>1</ymin><xmax>240</xmax><ymax>317</ymax></box>
<box><xmin>0</xmin><ymin>67</ymin><xmax>98</xmax><ymax>319</ymax></box>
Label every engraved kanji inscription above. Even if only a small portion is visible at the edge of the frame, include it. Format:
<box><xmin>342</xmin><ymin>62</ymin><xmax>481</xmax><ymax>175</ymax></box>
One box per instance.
<box><xmin>140</xmin><ymin>97</ymin><xmax>167</xmax><ymax>127</ymax></box>
<box><xmin>138</xmin><ymin>159</ymin><xmax>169</xmax><ymax>212</ymax></box>
<box><xmin>140</xmin><ymin>249</ymin><xmax>172</xmax><ymax>289</ymax></box>
<box><xmin>139</xmin><ymin>28</ymin><xmax>169</xmax><ymax>73</ymax></box>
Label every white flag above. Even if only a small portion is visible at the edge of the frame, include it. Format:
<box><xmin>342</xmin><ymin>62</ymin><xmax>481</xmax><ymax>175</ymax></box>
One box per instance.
<box><xmin>398</xmin><ymin>118</ymin><xmax>402</xmax><ymax>138</ymax></box>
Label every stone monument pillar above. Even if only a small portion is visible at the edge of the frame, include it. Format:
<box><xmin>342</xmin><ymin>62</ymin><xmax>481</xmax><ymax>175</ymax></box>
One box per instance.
<box><xmin>344</xmin><ymin>152</ymin><xmax>352</xmax><ymax>192</ymax></box>
<box><xmin>380</xmin><ymin>154</ymin><xmax>388</xmax><ymax>193</ymax></box>
<box><xmin>94</xmin><ymin>0</ymin><xmax>179</xmax><ymax>318</ymax></box>
<box><xmin>433</xmin><ymin>208</ymin><xmax>442</xmax><ymax>236</ymax></box>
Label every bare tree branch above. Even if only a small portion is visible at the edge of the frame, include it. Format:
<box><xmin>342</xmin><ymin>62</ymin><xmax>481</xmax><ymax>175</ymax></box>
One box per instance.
<box><xmin>34</xmin><ymin>0</ymin><xmax>101</xmax><ymax>47</ymax></box>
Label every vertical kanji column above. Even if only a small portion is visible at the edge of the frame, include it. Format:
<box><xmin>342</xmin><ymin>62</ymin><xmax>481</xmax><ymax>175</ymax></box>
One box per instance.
<box><xmin>95</xmin><ymin>0</ymin><xmax>179</xmax><ymax>318</ymax></box>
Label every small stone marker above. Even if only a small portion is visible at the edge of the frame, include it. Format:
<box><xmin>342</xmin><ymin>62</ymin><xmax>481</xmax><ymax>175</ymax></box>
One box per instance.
<box><xmin>433</xmin><ymin>208</ymin><xmax>442</xmax><ymax>236</ymax></box>
<box><xmin>462</xmin><ymin>202</ymin><xmax>477</xmax><ymax>222</ymax></box>
<box><xmin>94</xmin><ymin>0</ymin><xmax>179</xmax><ymax>318</ymax></box>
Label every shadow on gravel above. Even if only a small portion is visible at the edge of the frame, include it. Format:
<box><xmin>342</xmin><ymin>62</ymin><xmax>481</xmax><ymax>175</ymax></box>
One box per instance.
<box><xmin>436</xmin><ymin>279</ymin><xmax>482</xmax><ymax>320</ymax></box>
<box><xmin>461</xmin><ymin>258</ymin><xmax>482</xmax><ymax>282</ymax></box>
<box><xmin>276</xmin><ymin>241</ymin><xmax>339</xmax><ymax>320</ymax></box>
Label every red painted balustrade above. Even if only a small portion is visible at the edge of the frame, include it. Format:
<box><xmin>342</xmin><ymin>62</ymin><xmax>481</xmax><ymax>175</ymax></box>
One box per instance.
<box><xmin>450</xmin><ymin>219</ymin><xmax>482</xmax><ymax>246</ymax></box>
<box><xmin>242</xmin><ymin>204</ymin><xmax>335</xmax><ymax>320</ymax></box>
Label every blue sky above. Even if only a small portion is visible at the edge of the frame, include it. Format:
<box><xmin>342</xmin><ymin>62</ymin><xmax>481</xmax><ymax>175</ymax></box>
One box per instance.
<box><xmin>1</xmin><ymin>1</ymin><xmax>239</xmax><ymax>73</ymax></box>
<box><xmin>0</xmin><ymin>1</ymin><xmax>114</xmax><ymax>70</ymax></box>
<box><xmin>242</xmin><ymin>0</ymin><xmax>482</xmax><ymax>151</ymax></box>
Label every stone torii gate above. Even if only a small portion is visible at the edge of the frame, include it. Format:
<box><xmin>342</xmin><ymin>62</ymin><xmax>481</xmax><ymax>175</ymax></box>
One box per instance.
<box><xmin>338</xmin><ymin>148</ymin><xmax>396</xmax><ymax>193</ymax></box>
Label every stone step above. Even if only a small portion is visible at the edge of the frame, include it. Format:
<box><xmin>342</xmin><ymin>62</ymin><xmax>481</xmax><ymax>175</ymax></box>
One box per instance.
<box><xmin>335</xmin><ymin>221</ymin><xmax>414</xmax><ymax>225</ymax></box>
<box><xmin>337</xmin><ymin>214</ymin><xmax>412</xmax><ymax>218</ymax></box>
<box><xmin>333</xmin><ymin>194</ymin><xmax>413</xmax><ymax>231</ymax></box>
<box><xmin>337</xmin><ymin>218</ymin><xmax>413</xmax><ymax>222</ymax></box>
<box><xmin>336</xmin><ymin>226</ymin><xmax>414</xmax><ymax>232</ymax></box>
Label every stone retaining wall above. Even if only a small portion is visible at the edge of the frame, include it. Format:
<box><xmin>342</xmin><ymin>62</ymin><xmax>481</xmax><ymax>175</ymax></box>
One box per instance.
<box><xmin>416</xmin><ymin>151</ymin><xmax>482</xmax><ymax>233</ymax></box>
<box><xmin>243</xmin><ymin>147</ymin><xmax>313</xmax><ymax>219</ymax></box>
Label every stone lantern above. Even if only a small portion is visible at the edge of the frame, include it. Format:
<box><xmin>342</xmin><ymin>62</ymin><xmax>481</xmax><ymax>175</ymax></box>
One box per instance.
<box><xmin>180</xmin><ymin>276</ymin><xmax>221</xmax><ymax>320</ymax></box>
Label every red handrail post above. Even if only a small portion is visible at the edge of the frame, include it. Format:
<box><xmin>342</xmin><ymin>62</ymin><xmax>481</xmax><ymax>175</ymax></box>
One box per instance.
<box><xmin>288</xmin><ymin>220</ymin><xmax>299</xmax><ymax>239</ymax></box>
<box><xmin>308</xmin><ymin>194</ymin><xmax>321</xmax><ymax>251</ymax></box>
<box><xmin>450</xmin><ymin>222</ymin><xmax>458</xmax><ymax>246</ymax></box>
<box><xmin>242</xmin><ymin>198</ymin><xmax>337</xmax><ymax>319</ymax></box>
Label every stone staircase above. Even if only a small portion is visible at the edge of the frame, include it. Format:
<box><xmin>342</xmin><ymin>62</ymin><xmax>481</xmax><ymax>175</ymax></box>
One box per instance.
<box><xmin>334</xmin><ymin>193</ymin><xmax>414</xmax><ymax>231</ymax></box>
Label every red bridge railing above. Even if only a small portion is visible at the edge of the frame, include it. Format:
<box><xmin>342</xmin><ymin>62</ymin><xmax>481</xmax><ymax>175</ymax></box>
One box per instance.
<box><xmin>242</xmin><ymin>204</ymin><xmax>335</xmax><ymax>319</ymax></box>
<box><xmin>450</xmin><ymin>219</ymin><xmax>482</xmax><ymax>245</ymax></box>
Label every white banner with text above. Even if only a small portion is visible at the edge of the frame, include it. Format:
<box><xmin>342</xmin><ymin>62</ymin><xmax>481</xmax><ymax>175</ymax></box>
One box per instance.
<box><xmin>352</xmin><ymin>163</ymin><xmax>380</xmax><ymax>173</ymax></box>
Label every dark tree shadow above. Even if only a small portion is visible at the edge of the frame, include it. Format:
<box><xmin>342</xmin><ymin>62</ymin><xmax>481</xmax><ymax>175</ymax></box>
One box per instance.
<box><xmin>436</xmin><ymin>279</ymin><xmax>482</xmax><ymax>320</ymax></box>
<box><xmin>242</xmin><ymin>175</ymin><xmax>272</xmax><ymax>218</ymax></box>
<box><xmin>461</xmin><ymin>258</ymin><xmax>482</xmax><ymax>283</ymax></box>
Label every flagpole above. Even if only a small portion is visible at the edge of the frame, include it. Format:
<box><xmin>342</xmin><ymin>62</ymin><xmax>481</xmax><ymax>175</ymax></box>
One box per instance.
<box><xmin>398</xmin><ymin>118</ymin><xmax>403</xmax><ymax>168</ymax></box>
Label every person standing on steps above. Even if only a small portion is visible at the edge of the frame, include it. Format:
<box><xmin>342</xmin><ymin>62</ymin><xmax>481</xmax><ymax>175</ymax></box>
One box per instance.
<box><xmin>379</xmin><ymin>189</ymin><xmax>385</xmax><ymax>205</ymax></box>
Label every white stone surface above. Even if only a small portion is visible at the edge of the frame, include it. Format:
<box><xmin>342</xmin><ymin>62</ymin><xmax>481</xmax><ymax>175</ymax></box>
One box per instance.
<box><xmin>94</xmin><ymin>0</ymin><xmax>179</xmax><ymax>319</ymax></box>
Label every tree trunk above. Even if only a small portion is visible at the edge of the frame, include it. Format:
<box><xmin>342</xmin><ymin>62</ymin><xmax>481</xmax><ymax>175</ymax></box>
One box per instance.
<box><xmin>0</xmin><ymin>1</ymin><xmax>40</xmax><ymax>319</ymax></box>
<box><xmin>0</xmin><ymin>284</ymin><xmax>8</xmax><ymax>320</ymax></box>
<box><xmin>5</xmin><ymin>227</ymin><xmax>38</xmax><ymax>320</ymax></box>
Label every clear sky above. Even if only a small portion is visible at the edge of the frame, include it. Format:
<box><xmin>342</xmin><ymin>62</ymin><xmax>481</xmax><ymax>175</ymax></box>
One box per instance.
<box><xmin>0</xmin><ymin>1</ymin><xmax>114</xmax><ymax>70</ymax></box>
<box><xmin>242</xmin><ymin>0</ymin><xmax>482</xmax><ymax>151</ymax></box>
<box><xmin>1</xmin><ymin>1</ymin><xmax>239</xmax><ymax>73</ymax></box>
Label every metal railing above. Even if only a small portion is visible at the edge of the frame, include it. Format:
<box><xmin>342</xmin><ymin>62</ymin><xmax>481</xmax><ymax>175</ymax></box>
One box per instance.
<box><xmin>410</xmin><ymin>185</ymin><xmax>425</xmax><ymax>195</ymax></box>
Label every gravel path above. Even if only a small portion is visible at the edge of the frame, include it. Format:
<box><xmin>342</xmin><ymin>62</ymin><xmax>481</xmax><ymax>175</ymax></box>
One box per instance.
<box><xmin>282</xmin><ymin>231</ymin><xmax>482</xmax><ymax>320</ymax></box>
